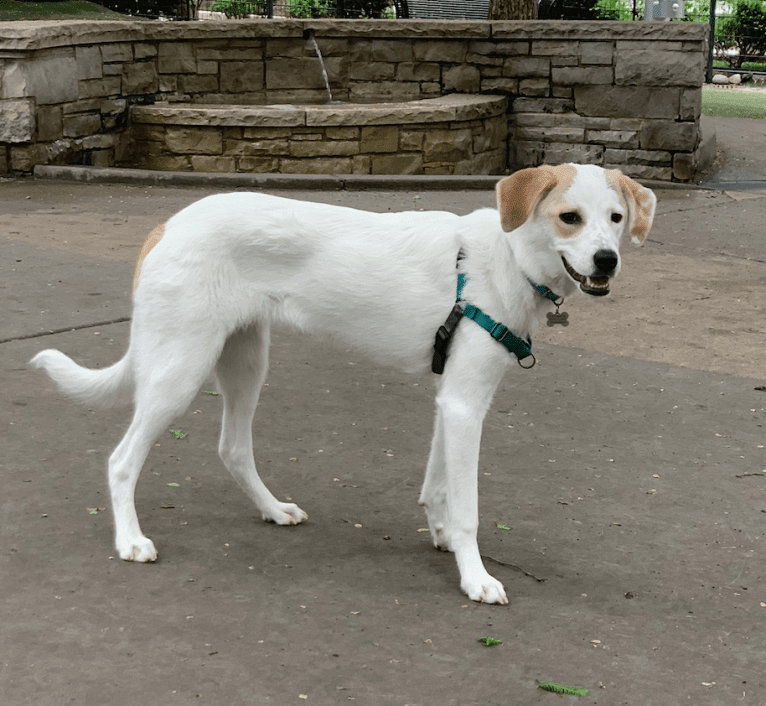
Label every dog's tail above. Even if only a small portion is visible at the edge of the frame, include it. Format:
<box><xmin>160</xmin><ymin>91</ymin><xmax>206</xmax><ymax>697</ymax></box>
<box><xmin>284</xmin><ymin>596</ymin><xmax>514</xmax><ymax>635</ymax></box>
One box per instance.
<box><xmin>30</xmin><ymin>349</ymin><xmax>133</xmax><ymax>409</ymax></box>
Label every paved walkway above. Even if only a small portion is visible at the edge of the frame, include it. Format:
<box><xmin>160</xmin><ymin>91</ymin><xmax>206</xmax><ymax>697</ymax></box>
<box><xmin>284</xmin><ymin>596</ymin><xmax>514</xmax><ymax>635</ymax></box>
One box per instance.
<box><xmin>1</xmin><ymin>118</ymin><xmax>765</xmax><ymax>705</ymax></box>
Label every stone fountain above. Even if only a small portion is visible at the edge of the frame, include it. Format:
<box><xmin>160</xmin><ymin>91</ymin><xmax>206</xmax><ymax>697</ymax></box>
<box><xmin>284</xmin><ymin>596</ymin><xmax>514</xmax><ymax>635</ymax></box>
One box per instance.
<box><xmin>0</xmin><ymin>19</ymin><xmax>709</xmax><ymax>180</ymax></box>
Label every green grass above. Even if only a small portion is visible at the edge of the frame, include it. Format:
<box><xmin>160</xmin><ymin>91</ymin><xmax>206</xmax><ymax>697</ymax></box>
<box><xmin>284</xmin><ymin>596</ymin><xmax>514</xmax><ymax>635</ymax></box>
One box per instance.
<box><xmin>702</xmin><ymin>87</ymin><xmax>766</xmax><ymax>119</ymax></box>
<box><xmin>0</xmin><ymin>0</ymin><xmax>129</xmax><ymax>20</ymax></box>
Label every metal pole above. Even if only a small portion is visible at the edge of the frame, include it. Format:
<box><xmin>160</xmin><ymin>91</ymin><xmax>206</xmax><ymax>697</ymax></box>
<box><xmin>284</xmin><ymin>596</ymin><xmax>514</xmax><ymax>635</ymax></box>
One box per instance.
<box><xmin>706</xmin><ymin>0</ymin><xmax>717</xmax><ymax>83</ymax></box>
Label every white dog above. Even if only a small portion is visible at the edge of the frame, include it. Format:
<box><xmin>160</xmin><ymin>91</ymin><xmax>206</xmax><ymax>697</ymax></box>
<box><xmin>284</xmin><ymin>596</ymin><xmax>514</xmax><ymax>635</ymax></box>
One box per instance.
<box><xmin>31</xmin><ymin>164</ymin><xmax>656</xmax><ymax>604</ymax></box>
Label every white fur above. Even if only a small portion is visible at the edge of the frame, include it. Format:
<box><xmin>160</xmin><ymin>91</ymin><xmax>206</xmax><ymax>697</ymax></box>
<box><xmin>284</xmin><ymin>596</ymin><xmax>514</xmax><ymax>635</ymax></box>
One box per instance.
<box><xmin>30</xmin><ymin>165</ymin><xmax>655</xmax><ymax>604</ymax></box>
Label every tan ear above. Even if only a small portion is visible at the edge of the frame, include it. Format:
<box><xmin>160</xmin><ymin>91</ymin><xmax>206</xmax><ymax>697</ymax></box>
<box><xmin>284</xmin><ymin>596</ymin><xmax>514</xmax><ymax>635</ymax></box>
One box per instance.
<box><xmin>496</xmin><ymin>166</ymin><xmax>559</xmax><ymax>232</ymax></box>
<box><xmin>133</xmin><ymin>223</ymin><xmax>165</xmax><ymax>293</ymax></box>
<box><xmin>607</xmin><ymin>171</ymin><xmax>657</xmax><ymax>245</ymax></box>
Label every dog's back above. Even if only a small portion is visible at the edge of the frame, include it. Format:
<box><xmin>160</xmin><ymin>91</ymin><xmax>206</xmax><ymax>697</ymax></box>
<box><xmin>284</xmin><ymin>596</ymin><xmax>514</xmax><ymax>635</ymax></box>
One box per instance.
<box><xmin>133</xmin><ymin>192</ymin><xmax>476</xmax><ymax>372</ymax></box>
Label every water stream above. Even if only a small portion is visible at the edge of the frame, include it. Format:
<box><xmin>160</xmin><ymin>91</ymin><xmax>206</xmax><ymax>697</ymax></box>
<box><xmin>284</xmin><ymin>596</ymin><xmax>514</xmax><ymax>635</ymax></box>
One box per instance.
<box><xmin>307</xmin><ymin>34</ymin><xmax>333</xmax><ymax>103</ymax></box>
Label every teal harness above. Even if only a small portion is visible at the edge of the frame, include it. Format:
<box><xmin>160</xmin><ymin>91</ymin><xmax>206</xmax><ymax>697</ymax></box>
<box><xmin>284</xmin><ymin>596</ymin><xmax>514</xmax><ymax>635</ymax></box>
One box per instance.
<box><xmin>431</xmin><ymin>251</ymin><xmax>563</xmax><ymax>374</ymax></box>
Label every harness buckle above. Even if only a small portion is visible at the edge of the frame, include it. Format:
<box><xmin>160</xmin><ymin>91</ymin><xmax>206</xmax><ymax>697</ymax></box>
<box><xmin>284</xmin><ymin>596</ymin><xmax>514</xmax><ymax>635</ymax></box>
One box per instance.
<box><xmin>432</xmin><ymin>303</ymin><xmax>464</xmax><ymax>375</ymax></box>
<box><xmin>490</xmin><ymin>322</ymin><xmax>508</xmax><ymax>341</ymax></box>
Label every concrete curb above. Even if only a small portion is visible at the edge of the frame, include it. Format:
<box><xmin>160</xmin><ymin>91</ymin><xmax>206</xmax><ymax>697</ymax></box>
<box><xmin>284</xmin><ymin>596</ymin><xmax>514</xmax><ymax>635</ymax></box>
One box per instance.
<box><xmin>32</xmin><ymin>164</ymin><xmax>707</xmax><ymax>192</ymax></box>
<box><xmin>33</xmin><ymin>165</ymin><xmax>501</xmax><ymax>191</ymax></box>
<box><xmin>698</xmin><ymin>115</ymin><xmax>718</xmax><ymax>176</ymax></box>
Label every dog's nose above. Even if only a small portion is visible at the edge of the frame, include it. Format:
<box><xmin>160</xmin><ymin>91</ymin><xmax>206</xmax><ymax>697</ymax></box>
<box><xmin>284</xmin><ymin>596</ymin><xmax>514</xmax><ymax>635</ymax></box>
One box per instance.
<box><xmin>593</xmin><ymin>249</ymin><xmax>618</xmax><ymax>277</ymax></box>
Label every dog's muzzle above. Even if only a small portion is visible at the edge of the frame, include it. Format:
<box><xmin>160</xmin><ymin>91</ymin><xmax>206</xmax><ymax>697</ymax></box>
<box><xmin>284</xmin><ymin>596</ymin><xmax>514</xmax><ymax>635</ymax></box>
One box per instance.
<box><xmin>562</xmin><ymin>255</ymin><xmax>614</xmax><ymax>296</ymax></box>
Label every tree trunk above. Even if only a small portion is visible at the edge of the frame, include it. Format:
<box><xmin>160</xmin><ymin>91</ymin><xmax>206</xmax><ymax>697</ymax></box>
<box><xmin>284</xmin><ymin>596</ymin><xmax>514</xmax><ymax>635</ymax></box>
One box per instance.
<box><xmin>487</xmin><ymin>0</ymin><xmax>538</xmax><ymax>20</ymax></box>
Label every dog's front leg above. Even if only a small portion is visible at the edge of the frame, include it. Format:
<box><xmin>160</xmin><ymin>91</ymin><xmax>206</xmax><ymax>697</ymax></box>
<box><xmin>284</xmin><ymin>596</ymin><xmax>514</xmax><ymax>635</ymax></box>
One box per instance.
<box><xmin>423</xmin><ymin>340</ymin><xmax>509</xmax><ymax>604</ymax></box>
<box><xmin>419</xmin><ymin>409</ymin><xmax>450</xmax><ymax>551</ymax></box>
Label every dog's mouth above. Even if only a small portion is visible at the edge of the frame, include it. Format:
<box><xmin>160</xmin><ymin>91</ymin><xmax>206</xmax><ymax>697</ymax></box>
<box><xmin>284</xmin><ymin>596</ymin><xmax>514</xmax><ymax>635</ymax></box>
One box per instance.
<box><xmin>561</xmin><ymin>257</ymin><xmax>611</xmax><ymax>297</ymax></box>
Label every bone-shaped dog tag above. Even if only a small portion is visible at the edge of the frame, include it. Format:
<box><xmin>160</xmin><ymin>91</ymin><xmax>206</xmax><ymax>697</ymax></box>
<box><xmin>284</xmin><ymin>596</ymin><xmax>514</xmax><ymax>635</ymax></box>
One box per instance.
<box><xmin>546</xmin><ymin>310</ymin><xmax>569</xmax><ymax>327</ymax></box>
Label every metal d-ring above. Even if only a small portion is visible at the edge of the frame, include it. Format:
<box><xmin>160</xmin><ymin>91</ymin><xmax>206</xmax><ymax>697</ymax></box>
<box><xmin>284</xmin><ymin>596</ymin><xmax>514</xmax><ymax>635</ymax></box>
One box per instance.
<box><xmin>517</xmin><ymin>353</ymin><xmax>537</xmax><ymax>369</ymax></box>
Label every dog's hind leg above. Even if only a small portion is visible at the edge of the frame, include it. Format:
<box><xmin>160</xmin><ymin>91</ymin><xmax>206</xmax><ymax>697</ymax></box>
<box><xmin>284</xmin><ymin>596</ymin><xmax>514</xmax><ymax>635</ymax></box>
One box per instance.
<box><xmin>215</xmin><ymin>323</ymin><xmax>308</xmax><ymax>526</ymax></box>
<box><xmin>109</xmin><ymin>338</ymin><xmax>221</xmax><ymax>562</ymax></box>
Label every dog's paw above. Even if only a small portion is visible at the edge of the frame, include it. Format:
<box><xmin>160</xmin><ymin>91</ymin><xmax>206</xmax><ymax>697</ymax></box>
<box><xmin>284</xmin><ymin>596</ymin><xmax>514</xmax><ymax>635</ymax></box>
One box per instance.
<box><xmin>117</xmin><ymin>536</ymin><xmax>158</xmax><ymax>563</ymax></box>
<box><xmin>430</xmin><ymin>523</ymin><xmax>452</xmax><ymax>552</ymax></box>
<box><xmin>419</xmin><ymin>500</ymin><xmax>452</xmax><ymax>551</ymax></box>
<box><xmin>262</xmin><ymin>502</ymin><xmax>307</xmax><ymax>526</ymax></box>
<box><xmin>461</xmin><ymin>572</ymin><xmax>508</xmax><ymax>605</ymax></box>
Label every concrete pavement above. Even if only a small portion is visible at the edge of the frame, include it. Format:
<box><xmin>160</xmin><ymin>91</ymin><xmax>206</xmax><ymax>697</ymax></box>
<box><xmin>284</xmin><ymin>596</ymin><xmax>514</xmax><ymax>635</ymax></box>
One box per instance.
<box><xmin>1</xmin><ymin>118</ymin><xmax>765</xmax><ymax>705</ymax></box>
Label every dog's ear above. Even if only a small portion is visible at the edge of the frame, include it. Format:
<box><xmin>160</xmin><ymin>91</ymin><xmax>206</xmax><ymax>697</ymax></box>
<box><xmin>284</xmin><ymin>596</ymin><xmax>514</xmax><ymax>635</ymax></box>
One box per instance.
<box><xmin>496</xmin><ymin>166</ymin><xmax>559</xmax><ymax>232</ymax></box>
<box><xmin>607</xmin><ymin>171</ymin><xmax>657</xmax><ymax>245</ymax></box>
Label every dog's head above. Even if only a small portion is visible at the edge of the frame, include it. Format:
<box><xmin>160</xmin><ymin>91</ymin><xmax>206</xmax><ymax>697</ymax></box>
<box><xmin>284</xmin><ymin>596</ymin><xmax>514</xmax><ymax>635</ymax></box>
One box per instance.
<box><xmin>496</xmin><ymin>164</ymin><xmax>656</xmax><ymax>296</ymax></box>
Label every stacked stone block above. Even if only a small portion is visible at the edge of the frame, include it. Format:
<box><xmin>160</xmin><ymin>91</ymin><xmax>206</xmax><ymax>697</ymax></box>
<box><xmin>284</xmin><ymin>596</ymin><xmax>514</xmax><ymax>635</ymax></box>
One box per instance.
<box><xmin>0</xmin><ymin>19</ymin><xmax>708</xmax><ymax>179</ymax></box>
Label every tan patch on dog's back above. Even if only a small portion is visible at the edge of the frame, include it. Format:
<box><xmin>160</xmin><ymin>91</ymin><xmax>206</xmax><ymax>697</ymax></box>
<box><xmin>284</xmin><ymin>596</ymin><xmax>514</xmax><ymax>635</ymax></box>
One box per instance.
<box><xmin>133</xmin><ymin>224</ymin><xmax>165</xmax><ymax>294</ymax></box>
<box><xmin>496</xmin><ymin>164</ymin><xmax>578</xmax><ymax>232</ymax></box>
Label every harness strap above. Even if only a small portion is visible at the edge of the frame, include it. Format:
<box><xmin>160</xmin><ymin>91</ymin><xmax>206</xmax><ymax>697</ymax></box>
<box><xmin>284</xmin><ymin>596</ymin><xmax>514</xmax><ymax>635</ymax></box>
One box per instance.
<box><xmin>460</xmin><ymin>303</ymin><xmax>533</xmax><ymax>363</ymax></box>
<box><xmin>432</xmin><ymin>249</ymin><xmax>561</xmax><ymax>374</ymax></box>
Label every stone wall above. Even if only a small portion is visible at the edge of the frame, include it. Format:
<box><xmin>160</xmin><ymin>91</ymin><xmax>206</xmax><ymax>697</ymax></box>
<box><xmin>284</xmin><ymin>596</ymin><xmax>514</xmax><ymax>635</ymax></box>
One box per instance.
<box><xmin>0</xmin><ymin>19</ymin><xmax>709</xmax><ymax>180</ymax></box>
<box><xmin>129</xmin><ymin>95</ymin><xmax>508</xmax><ymax>175</ymax></box>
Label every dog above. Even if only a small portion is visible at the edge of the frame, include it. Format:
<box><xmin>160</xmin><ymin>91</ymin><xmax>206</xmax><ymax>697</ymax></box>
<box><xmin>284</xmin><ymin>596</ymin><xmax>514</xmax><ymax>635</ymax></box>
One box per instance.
<box><xmin>31</xmin><ymin>164</ymin><xmax>656</xmax><ymax>604</ymax></box>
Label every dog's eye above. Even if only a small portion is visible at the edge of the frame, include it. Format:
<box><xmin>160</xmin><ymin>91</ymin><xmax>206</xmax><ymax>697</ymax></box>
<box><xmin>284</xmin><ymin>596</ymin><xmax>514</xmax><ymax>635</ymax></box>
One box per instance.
<box><xmin>559</xmin><ymin>212</ymin><xmax>581</xmax><ymax>225</ymax></box>
<box><xmin>611</xmin><ymin>213</ymin><xmax>623</xmax><ymax>223</ymax></box>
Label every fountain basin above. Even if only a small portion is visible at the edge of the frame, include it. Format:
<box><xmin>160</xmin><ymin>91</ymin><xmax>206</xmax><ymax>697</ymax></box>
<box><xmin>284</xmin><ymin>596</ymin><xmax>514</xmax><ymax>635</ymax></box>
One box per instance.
<box><xmin>128</xmin><ymin>94</ymin><xmax>508</xmax><ymax>175</ymax></box>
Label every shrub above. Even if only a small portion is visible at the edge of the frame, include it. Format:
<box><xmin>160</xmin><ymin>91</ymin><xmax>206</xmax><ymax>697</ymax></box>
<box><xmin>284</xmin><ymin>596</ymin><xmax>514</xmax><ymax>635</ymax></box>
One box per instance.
<box><xmin>730</xmin><ymin>0</ymin><xmax>766</xmax><ymax>68</ymax></box>
<box><xmin>209</xmin><ymin>0</ymin><xmax>265</xmax><ymax>17</ymax></box>
<box><xmin>285</xmin><ymin>0</ymin><xmax>391</xmax><ymax>17</ymax></box>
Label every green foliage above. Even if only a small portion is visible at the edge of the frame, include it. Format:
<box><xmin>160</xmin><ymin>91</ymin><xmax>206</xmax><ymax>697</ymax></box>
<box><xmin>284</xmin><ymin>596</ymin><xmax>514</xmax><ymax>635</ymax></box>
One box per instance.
<box><xmin>682</xmin><ymin>0</ymin><xmax>766</xmax><ymax>67</ymax></box>
<box><xmin>285</xmin><ymin>0</ymin><xmax>392</xmax><ymax>17</ymax></box>
<box><xmin>477</xmin><ymin>637</ymin><xmax>503</xmax><ymax>646</ymax></box>
<box><xmin>286</xmin><ymin>0</ymin><xmax>333</xmax><ymax>17</ymax></box>
<box><xmin>592</xmin><ymin>0</ymin><xmax>642</xmax><ymax>20</ymax></box>
<box><xmin>209</xmin><ymin>0</ymin><xmax>265</xmax><ymax>17</ymax></box>
<box><xmin>731</xmin><ymin>0</ymin><xmax>766</xmax><ymax>66</ymax></box>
